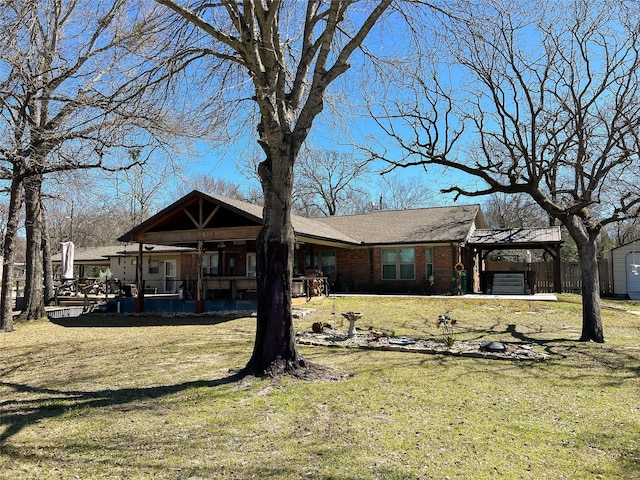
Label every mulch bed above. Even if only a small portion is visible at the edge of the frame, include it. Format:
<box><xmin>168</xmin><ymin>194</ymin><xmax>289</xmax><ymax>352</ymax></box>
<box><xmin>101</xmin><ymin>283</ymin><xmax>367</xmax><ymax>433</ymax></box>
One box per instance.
<box><xmin>296</xmin><ymin>329</ymin><xmax>549</xmax><ymax>361</ymax></box>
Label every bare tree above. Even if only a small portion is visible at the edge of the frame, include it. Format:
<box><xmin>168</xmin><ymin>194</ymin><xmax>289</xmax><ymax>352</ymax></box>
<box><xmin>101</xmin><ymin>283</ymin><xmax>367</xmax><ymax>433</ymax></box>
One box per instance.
<box><xmin>293</xmin><ymin>149</ymin><xmax>369</xmax><ymax>216</ymax></box>
<box><xmin>44</xmin><ymin>188</ymin><xmax>132</xmax><ymax>249</ymax></box>
<box><xmin>378</xmin><ymin>174</ymin><xmax>435</xmax><ymax>211</ymax></box>
<box><xmin>482</xmin><ymin>193</ymin><xmax>547</xmax><ymax>229</ymax></box>
<box><xmin>155</xmin><ymin>0</ymin><xmax>395</xmax><ymax>376</ymax></box>
<box><xmin>610</xmin><ymin>218</ymin><xmax>640</xmax><ymax>247</ymax></box>
<box><xmin>0</xmin><ymin>0</ymin><xmax>186</xmax><ymax>330</ymax></box>
<box><xmin>174</xmin><ymin>174</ymin><xmax>246</xmax><ymax>201</ymax></box>
<box><xmin>373</xmin><ymin>0</ymin><xmax>640</xmax><ymax>342</ymax></box>
<box><xmin>114</xmin><ymin>153</ymin><xmax>172</xmax><ymax>230</ymax></box>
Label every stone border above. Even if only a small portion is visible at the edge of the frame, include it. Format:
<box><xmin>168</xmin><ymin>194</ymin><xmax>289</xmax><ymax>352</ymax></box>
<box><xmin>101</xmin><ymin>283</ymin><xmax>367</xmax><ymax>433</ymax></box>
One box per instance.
<box><xmin>296</xmin><ymin>330</ymin><xmax>549</xmax><ymax>361</ymax></box>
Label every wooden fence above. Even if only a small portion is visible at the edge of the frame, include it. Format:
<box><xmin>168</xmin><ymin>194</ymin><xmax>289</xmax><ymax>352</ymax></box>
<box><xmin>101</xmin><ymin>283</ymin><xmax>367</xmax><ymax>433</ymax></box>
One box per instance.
<box><xmin>485</xmin><ymin>260</ymin><xmax>612</xmax><ymax>295</ymax></box>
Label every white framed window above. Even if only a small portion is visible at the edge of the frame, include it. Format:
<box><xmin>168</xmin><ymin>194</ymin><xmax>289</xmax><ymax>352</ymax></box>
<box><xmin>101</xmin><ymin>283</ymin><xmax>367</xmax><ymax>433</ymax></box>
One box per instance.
<box><xmin>165</xmin><ymin>259</ymin><xmax>177</xmax><ymax>292</ymax></box>
<box><xmin>425</xmin><ymin>248</ymin><xmax>434</xmax><ymax>280</ymax></box>
<box><xmin>149</xmin><ymin>259</ymin><xmax>160</xmax><ymax>274</ymax></box>
<box><xmin>165</xmin><ymin>259</ymin><xmax>176</xmax><ymax>278</ymax></box>
<box><xmin>382</xmin><ymin>247</ymin><xmax>415</xmax><ymax>280</ymax></box>
<box><xmin>202</xmin><ymin>253</ymin><xmax>219</xmax><ymax>276</ymax></box>
<box><xmin>247</xmin><ymin>252</ymin><xmax>257</xmax><ymax>278</ymax></box>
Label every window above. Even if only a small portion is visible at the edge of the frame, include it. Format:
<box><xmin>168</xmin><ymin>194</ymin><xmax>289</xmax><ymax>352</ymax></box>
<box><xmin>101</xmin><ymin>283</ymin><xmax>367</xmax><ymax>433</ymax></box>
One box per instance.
<box><xmin>149</xmin><ymin>260</ymin><xmax>160</xmax><ymax>274</ymax></box>
<box><xmin>203</xmin><ymin>253</ymin><xmax>219</xmax><ymax>276</ymax></box>
<box><xmin>247</xmin><ymin>253</ymin><xmax>257</xmax><ymax>278</ymax></box>
<box><xmin>319</xmin><ymin>251</ymin><xmax>336</xmax><ymax>276</ymax></box>
<box><xmin>227</xmin><ymin>254</ymin><xmax>237</xmax><ymax>276</ymax></box>
<box><xmin>425</xmin><ymin>248</ymin><xmax>434</xmax><ymax>280</ymax></box>
<box><xmin>382</xmin><ymin>248</ymin><xmax>415</xmax><ymax>280</ymax></box>
<box><xmin>304</xmin><ymin>250</ymin><xmax>336</xmax><ymax>276</ymax></box>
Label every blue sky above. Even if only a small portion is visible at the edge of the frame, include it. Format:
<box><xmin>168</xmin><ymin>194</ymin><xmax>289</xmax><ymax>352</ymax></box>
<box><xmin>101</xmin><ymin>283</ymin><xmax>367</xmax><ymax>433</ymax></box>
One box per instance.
<box><xmin>162</xmin><ymin>1</ymin><xmax>484</xmax><ymax>208</ymax></box>
<box><xmin>188</xmin><ymin>130</ymin><xmax>476</xmax><ymax>208</ymax></box>
<box><xmin>184</xmin><ymin>95</ymin><xmax>479</xmax><ymax>208</ymax></box>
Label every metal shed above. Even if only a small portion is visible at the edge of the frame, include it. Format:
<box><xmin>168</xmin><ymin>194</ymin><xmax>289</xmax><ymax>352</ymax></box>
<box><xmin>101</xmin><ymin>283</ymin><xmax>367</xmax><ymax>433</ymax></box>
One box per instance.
<box><xmin>607</xmin><ymin>240</ymin><xmax>640</xmax><ymax>299</ymax></box>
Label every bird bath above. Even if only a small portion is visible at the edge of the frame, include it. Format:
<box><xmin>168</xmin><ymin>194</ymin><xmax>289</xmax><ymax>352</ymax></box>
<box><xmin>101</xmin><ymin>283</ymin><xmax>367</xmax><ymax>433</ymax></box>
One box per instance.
<box><xmin>341</xmin><ymin>311</ymin><xmax>362</xmax><ymax>337</ymax></box>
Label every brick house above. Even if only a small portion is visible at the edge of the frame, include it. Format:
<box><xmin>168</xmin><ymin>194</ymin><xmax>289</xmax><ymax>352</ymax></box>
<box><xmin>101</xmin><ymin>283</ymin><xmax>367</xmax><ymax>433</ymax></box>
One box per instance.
<box><xmin>118</xmin><ymin>190</ymin><xmax>485</xmax><ymax>302</ymax></box>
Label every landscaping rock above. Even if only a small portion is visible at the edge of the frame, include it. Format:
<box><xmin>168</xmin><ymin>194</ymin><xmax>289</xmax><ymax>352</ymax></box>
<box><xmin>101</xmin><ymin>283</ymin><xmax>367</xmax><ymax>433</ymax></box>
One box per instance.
<box><xmin>296</xmin><ymin>330</ymin><xmax>548</xmax><ymax>361</ymax></box>
<box><xmin>480</xmin><ymin>341</ymin><xmax>507</xmax><ymax>352</ymax></box>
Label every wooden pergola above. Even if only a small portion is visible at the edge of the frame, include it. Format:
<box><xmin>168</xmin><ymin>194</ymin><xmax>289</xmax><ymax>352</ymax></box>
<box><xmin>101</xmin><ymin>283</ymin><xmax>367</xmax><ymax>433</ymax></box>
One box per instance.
<box><xmin>467</xmin><ymin>227</ymin><xmax>564</xmax><ymax>293</ymax></box>
<box><xmin>119</xmin><ymin>191</ymin><xmax>263</xmax><ymax>312</ymax></box>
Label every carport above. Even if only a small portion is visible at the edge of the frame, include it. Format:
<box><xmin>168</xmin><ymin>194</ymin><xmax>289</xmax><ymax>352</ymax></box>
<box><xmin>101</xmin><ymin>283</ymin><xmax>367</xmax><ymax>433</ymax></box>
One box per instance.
<box><xmin>467</xmin><ymin>227</ymin><xmax>564</xmax><ymax>294</ymax></box>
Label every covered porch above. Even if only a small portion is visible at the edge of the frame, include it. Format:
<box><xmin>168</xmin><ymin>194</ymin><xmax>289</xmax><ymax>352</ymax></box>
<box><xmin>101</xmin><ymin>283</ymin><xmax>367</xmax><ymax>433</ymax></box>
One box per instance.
<box><xmin>467</xmin><ymin>227</ymin><xmax>564</xmax><ymax>294</ymax></box>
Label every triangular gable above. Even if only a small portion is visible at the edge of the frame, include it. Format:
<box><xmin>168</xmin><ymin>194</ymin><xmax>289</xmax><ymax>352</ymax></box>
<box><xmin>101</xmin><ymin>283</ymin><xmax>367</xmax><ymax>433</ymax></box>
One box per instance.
<box><xmin>118</xmin><ymin>191</ymin><xmax>264</xmax><ymax>244</ymax></box>
<box><xmin>119</xmin><ymin>191</ymin><xmax>484</xmax><ymax>247</ymax></box>
<box><xmin>610</xmin><ymin>238</ymin><xmax>640</xmax><ymax>251</ymax></box>
<box><xmin>119</xmin><ymin>190</ymin><xmax>362</xmax><ymax>246</ymax></box>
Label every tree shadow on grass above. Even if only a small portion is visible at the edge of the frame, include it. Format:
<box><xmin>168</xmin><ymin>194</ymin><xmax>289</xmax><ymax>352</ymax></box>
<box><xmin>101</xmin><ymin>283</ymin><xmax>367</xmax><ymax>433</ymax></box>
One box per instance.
<box><xmin>503</xmin><ymin>323</ymin><xmax>580</xmax><ymax>358</ymax></box>
<box><xmin>0</xmin><ymin>371</ymin><xmax>246</xmax><ymax>446</ymax></box>
<box><xmin>504</xmin><ymin>323</ymin><xmax>640</xmax><ymax>381</ymax></box>
<box><xmin>48</xmin><ymin>313</ymin><xmax>248</xmax><ymax>327</ymax></box>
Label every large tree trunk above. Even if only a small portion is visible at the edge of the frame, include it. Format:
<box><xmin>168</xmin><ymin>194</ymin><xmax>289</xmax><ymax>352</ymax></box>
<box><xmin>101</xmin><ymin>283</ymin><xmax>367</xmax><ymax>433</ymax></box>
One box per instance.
<box><xmin>245</xmin><ymin>152</ymin><xmax>305</xmax><ymax>376</ymax></box>
<box><xmin>576</xmin><ymin>236</ymin><xmax>604</xmax><ymax>342</ymax></box>
<box><xmin>1</xmin><ymin>175</ymin><xmax>24</xmax><ymax>332</ymax></box>
<box><xmin>567</xmin><ymin>217</ymin><xmax>604</xmax><ymax>343</ymax></box>
<box><xmin>20</xmin><ymin>174</ymin><xmax>46</xmax><ymax>321</ymax></box>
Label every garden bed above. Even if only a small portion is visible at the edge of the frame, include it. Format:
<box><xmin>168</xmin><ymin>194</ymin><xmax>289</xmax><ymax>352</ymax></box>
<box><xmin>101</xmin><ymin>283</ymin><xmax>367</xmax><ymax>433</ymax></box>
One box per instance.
<box><xmin>296</xmin><ymin>329</ymin><xmax>549</xmax><ymax>361</ymax></box>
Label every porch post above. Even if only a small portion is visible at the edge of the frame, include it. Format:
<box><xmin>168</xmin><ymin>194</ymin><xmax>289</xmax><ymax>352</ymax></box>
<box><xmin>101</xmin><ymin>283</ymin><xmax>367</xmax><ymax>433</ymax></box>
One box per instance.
<box><xmin>196</xmin><ymin>239</ymin><xmax>205</xmax><ymax>313</ymax></box>
<box><xmin>135</xmin><ymin>242</ymin><xmax>144</xmax><ymax>312</ymax></box>
<box><xmin>554</xmin><ymin>244</ymin><xmax>562</xmax><ymax>294</ymax></box>
<box><xmin>474</xmin><ymin>248</ymin><xmax>482</xmax><ymax>293</ymax></box>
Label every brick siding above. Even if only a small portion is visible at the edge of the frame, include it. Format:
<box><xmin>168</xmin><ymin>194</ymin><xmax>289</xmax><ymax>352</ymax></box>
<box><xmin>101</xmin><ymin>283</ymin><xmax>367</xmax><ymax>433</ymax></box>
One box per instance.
<box><xmin>329</xmin><ymin>244</ymin><xmax>459</xmax><ymax>294</ymax></box>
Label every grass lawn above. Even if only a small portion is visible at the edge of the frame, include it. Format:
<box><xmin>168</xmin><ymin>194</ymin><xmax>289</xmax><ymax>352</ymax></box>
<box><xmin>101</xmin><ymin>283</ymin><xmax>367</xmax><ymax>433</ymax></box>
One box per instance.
<box><xmin>1</xmin><ymin>294</ymin><xmax>639</xmax><ymax>479</ymax></box>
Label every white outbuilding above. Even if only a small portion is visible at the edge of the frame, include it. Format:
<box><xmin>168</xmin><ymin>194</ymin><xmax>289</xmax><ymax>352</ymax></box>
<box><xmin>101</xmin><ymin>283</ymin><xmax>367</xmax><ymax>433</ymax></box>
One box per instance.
<box><xmin>605</xmin><ymin>240</ymin><xmax>640</xmax><ymax>299</ymax></box>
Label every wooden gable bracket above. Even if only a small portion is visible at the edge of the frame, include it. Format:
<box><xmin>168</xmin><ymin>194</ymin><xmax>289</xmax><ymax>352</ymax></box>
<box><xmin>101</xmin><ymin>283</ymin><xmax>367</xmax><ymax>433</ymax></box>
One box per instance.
<box><xmin>183</xmin><ymin>198</ymin><xmax>221</xmax><ymax>229</ymax></box>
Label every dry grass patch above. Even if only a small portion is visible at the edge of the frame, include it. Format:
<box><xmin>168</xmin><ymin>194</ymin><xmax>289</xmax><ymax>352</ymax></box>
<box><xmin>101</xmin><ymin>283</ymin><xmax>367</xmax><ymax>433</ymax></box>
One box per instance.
<box><xmin>1</xmin><ymin>295</ymin><xmax>639</xmax><ymax>479</ymax></box>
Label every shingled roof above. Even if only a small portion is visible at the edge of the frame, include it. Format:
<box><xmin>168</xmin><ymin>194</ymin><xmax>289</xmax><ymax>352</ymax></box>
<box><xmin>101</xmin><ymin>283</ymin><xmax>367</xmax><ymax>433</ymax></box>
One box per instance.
<box><xmin>205</xmin><ymin>194</ymin><xmax>361</xmax><ymax>245</ymax></box>
<box><xmin>119</xmin><ymin>191</ymin><xmax>483</xmax><ymax>247</ymax></box>
<box><xmin>467</xmin><ymin>227</ymin><xmax>562</xmax><ymax>246</ymax></box>
<box><xmin>51</xmin><ymin>245</ymin><xmax>127</xmax><ymax>263</ymax></box>
<box><xmin>209</xmin><ymin>194</ymin><xmax>482</xmax><ymax>245</ymax></box>
<box><xmin>51</xmin><ymin>244</ymin><xmax>196</xmax><ymax>263</ymax></box>
<box><xmin>314</xmin><ymin>204</ymin><xmax>483</xmax><ymax>245</ymax></box>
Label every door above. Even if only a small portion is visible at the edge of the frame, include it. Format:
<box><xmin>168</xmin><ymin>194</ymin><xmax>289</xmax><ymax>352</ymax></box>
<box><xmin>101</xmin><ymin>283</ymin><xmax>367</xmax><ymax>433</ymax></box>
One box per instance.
<box><xmin>165</xmin><ymin>259</ymin><xmax>177</xmax><ymax>293</ymax></box>
<box><xmin>246</xmin><ymin>253</ymin><xmax>257</xmax><ymax>278</ymax></box>
<box><xmin>626</xmin><ymin>252</ymin><xmax>640</xmax><ymax>300</ymax></box>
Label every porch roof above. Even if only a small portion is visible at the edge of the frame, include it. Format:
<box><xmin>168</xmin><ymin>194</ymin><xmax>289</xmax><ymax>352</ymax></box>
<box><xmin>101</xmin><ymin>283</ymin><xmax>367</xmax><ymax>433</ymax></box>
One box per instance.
<box><xmin>51</xmin><ymin>245</ymin><xmax>126</xmax><ymax>264</ymax></box>
<box><xmin>213</xmin><ymin>194</ymin><xmax>362</xmax><ymax>245</ymax></box>
<box><xmin>118</xmin><ymin>191</ymin><xmax>485</xmax><ymax>247</ymax></box>
<box><xmin>51</xmin><ymin>244</ymin><xmax>196</xmax><ymax>264</ymax></box>
<box><xmin>117</xmin><ymin>191</ymin><xmax>362</xmax><ymax>246</ymax></box>
<box><xmin>315</xmin><ymin>204</ymin><xmax>483</xmax><ymax>245</ymax></box>
<box><xmin>467</xmin><ymin>227</ymin><xmax>562</xmax><ymax>249</ymax></box>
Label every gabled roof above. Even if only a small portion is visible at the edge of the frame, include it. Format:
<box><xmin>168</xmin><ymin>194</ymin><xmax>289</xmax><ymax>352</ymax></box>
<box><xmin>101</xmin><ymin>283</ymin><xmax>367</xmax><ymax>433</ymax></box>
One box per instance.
<box><xmin>210</xmin><ymin>193</ymin><xmax>361</xmax><ymax>244</ymax></box>
<box><xmin>119</xmin><ymin>190</ymin><xmax>483</xmax><ymax>247</ymax></box>
<box><xmin>467</xmin><ymin>227</ymin><xmax>562</xmax><ymax>247</ymax></box>
<box><xmin>203</xmin><ymin>193</ymin><xmax>483</xmax><ymax>245</ymax></box>
<box><xmin>51</xmin><ymin>245</ymin><xmax>127</xmax><ymax>263</ymax></box>
<box><xmin>315</xmin><ymin>204</ymin><xmax>483</xmax><ymax>245</ymax></box>
<box><xmin>609</xmin><ymin>238</ymin><xmax>640</xmax><ymax>251</ymax></box>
